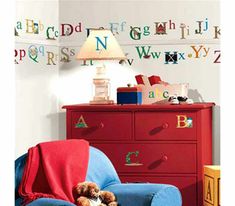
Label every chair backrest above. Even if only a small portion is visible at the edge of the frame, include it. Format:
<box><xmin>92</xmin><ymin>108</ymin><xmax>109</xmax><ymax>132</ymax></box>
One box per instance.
<box><xmin>86</xmin><ymin>146</ymin><xmax>121</xmax><ymax>189</ymax></box>
<box><xmin>15</xmin><ymin>146</ymin><xmax>120</xmax><ymax>199</ymax></box>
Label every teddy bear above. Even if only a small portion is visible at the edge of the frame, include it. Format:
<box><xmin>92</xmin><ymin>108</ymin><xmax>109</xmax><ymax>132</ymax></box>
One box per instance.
<box><xmin>73</xmin><ymin>181</ymin><xmax>118</xmax><ymax>206</ymax></box>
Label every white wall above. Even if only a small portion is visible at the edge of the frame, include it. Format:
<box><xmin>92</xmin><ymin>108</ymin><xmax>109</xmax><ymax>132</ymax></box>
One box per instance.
<box><xmin>15</xmin><ymin>0</ymin><xmax>60</xmax><ymax>156</ymax></box>
<box><xmin>15</xmin><ymin>0</ymin><xmax>220</xmax><ymax>164</ymax></box>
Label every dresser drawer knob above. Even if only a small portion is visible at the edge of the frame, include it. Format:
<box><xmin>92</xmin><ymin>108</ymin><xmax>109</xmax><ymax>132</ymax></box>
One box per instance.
<box><xmin>162</xmin><ymin>123</ymin><xmax>169</xmax><ymax>129</ymax></box>
<box><xmin>161</xmin><ymin>155</ymin><xmax>168</xmax><ymax>162</ymax></box>
<box><xmin>99</xmin><ymin>122</ymin><xmax>105</xmax><ymax>128</ymax></box>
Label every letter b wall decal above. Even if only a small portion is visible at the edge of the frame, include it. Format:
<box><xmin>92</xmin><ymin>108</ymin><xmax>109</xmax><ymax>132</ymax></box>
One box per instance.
<box><xmin>176</xmin><ymin>115</ymin><xmax>193</xmax><ymax>128</ymax></box>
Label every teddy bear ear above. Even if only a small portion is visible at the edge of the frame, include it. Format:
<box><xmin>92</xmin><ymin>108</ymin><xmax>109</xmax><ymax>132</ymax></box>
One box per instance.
<box><xmin>75</xmin><ymin>183</ymin><xmax>85</xmax><ymax>194</ymax></box>
<box><xmin>81</xmin><ymin>184</ymin><xmax>87</xmax><ymax>192</ymax></box>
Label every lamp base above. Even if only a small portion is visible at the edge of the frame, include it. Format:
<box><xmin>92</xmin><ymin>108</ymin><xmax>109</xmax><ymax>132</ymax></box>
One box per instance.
<box><xmin>89</xmin><ymin>99</ymin><xmax>114</xmax><ymax>105</ymax></box>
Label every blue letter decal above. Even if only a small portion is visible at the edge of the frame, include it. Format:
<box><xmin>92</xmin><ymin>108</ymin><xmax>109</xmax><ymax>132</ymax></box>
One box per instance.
<box><xmin>95</xmin><ymin>36</ymin><xmax>108</xmax><ymax>51</ymax></box>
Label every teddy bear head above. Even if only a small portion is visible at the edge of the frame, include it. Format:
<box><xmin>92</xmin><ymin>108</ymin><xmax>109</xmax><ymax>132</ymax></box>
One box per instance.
<box><xmin>74</xmin><ymin>181</ymin><xmax>100</xmax><ymax>199</ymax></box>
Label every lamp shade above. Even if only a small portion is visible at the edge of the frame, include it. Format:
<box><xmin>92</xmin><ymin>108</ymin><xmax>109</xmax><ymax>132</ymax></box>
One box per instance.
<box><xmin>77</xmin><ymin>29</ymin><xmax>127</xmax><ymax>60</ymax></box>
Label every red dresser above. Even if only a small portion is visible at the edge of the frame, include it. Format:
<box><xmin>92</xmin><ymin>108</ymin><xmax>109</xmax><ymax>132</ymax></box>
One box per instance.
<box><xmin>62</xmin><ymin>103</ymin><xmax>214</xmax><ymax>206</ymax></box>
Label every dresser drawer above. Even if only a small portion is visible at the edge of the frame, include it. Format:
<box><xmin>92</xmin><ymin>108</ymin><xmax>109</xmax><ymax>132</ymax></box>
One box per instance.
<box><xmin>71</xmin><ymin>112</ymin><xmax>132</xmax><ymax>140</ymax></box>
<box><xmin>135</xmin><ymin>112</ymin><xmax>197</xmax><ymax>140</ymax></box>
<box><xmin>92</xmin><ymin>143</ymin><xmax>196</xmax><ymax>174</ymax></box>
<box><xmin>120</xmin><ymin>175</ymin><xmax>197</xmax><ymax>206</ymax></box>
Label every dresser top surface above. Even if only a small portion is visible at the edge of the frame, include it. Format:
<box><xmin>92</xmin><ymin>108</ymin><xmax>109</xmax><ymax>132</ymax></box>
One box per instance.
<box><xmin>62</xmin><ymin>102</ymin><xmax>215</xmax><ymax>111</ymax></box>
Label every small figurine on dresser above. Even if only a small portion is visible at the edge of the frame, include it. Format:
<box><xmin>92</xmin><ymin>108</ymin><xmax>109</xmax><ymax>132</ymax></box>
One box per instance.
<box><xmin>168</xmin><ymin>95</ymin><xmax>194</xmax><ymax>105</ymax></box>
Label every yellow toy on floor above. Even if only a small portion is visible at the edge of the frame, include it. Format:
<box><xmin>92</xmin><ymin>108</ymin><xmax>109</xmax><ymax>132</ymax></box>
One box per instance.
<box><xmin>204</xmin><ymin>165</ymin><xmax>220</xmax><ymax>206</ymax></box>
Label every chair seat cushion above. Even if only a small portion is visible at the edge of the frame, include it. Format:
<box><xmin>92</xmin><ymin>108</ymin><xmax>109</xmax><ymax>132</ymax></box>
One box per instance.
<box><xmin>104</xmin><ymin>183</ymin><xmax>182</xmax><ymax>206</ymax></box>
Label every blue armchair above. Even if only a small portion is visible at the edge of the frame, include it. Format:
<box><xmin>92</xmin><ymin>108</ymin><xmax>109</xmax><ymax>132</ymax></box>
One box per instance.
<box><xmin>15</xmin><ymin>146</ymin><xmax>182</xmax><ymax>206</ymax></box>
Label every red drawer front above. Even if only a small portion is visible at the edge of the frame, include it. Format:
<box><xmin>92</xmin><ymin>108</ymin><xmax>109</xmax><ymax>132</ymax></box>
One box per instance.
<box><xmin>92</xmin><ymin>143</ymin><xmax>196</xmax><ymax>174</ymax></box>
<box><xmin>135</xmin><ymin>112</ymin><xmax>197</xmax><ymax>140</ymax></box>
<box><xmin>120</xmin><ymin>175</ymin><xmax>197</xmax><ymax>206</ymax></box>
<box><xmin>71</xmin><ymin>112</ymin><xmax>132</xmax><ymax>140</ymax></box>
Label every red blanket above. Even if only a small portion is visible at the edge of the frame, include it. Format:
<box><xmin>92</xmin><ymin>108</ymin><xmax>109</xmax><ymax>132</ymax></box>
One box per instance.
<box><xmin>18</xmin><ymin>139</ymin><xmax>89</xmax><ymax>205</ymax></box>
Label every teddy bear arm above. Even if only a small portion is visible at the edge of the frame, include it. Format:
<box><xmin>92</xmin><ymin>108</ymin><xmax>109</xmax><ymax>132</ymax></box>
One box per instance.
<box><xmin>100</xmin><ymin>191</ymin><xmax>116</xmax><ymax>203</ymax></box>
<box><xmin>108</xmin><ymin>201</ymin><xmax>118</xmax><ymax>206</ymax></box>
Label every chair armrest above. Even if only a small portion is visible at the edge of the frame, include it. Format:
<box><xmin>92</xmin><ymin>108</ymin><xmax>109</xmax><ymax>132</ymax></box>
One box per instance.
<box><xmin>26</xmin><ymin>198</ymin><xmax>76</xmax><ymax>206</ymax></box>
<box><xmin>15</xmin><ymin>154</ymin><xmax>27</xmax><ymax>199</ymax></box>
<box><xmin>104</xmin><ymin>183</ymin><xmax>182</xmax><ymax>206</ymax></box>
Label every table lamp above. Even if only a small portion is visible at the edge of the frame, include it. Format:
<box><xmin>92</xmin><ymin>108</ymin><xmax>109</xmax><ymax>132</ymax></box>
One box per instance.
<box><xmin>77</xmin><ymin>29</ymin><xmax>127</xmax><ymax>104</ymax></box>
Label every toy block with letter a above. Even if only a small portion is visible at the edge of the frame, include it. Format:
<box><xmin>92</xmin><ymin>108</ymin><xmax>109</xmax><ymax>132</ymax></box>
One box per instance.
<box><xmin>204</xmin><ymin>165</ymin><xmax>220</xmax><ymax>206</ymax></box>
